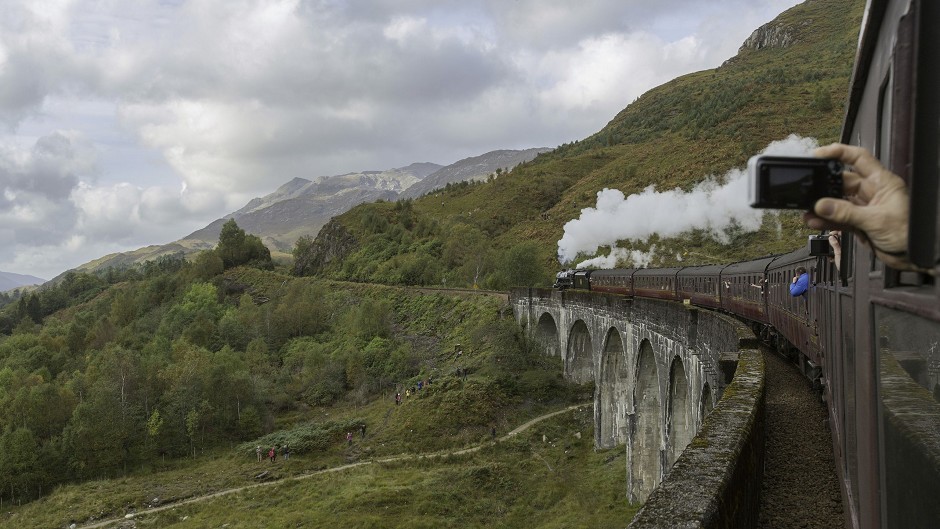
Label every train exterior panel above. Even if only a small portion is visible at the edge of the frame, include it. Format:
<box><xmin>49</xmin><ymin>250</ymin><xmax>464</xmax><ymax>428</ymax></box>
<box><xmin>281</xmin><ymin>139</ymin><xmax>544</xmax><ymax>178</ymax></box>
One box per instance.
<box><xmin>677</xmin><ymin>265</ymin><xmax>723</xmax><ymax>309</ymax></box>
<box><xmin>720</xmin><ymin>256</ymin><xmax>777</xmax><ymax>324</ymax></box>
<box><xmin>633</xmin><ymin>268</ymin><xmax>682</xmax><ymax>301</ymax></box>
<box><xmin>589</xmin><ymin>268</ymin><xmax>636</xmax><ymax>296</ymax></box>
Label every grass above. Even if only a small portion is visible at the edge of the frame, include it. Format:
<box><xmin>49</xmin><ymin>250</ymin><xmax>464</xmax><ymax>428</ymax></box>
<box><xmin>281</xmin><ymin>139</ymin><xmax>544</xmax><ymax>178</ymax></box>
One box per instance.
<box><xmin>65</xmin><ymin>406</ymin><xmax>634</xmax><ymax>529</ymax></box>
<box><xmin>2</xmin><ymin>405</ymin><xmax>635</xmax><ymax>529</ymax></box>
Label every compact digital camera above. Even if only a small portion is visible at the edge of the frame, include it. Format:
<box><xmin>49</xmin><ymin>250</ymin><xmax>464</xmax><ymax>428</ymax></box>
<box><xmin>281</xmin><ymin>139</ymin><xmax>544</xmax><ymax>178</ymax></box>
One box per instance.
<box><xmin>748</xmin><ymin>155</ymin><xmax>844</xmax><ymax>209</ymax></box>
<box><xmin>808</xmin><ymin>234</ymin><xmax>833</xmax><ymax>256</ymax></box>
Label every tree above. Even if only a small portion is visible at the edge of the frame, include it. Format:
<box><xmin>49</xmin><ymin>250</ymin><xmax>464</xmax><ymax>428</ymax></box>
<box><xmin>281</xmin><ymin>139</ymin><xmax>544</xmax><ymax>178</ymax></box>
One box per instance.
<box><xmin>185</xmin><ymin>407</ymin><xmax>200</xmax><ymax>458</ymax></box>
<box><xmin>490</xmin><ymin>241</ymin><xmax>548</xmax><ymax>289</ymax></box>
<box><xmin>216</xmin><ymin>219</ymin><xmax>272</xmax><ymax>269</ymax></box>
<box><xmin>292</xmin><ymin>235</ymin><xmax>316</xmax><ymax>276</ymax></box>
<box><xmin>147</xmin><ymin>409</ymin><xmax>164</xmax><ymax>458</ymax></box>
<box><xmin>0</xmin><ymin>426</ymin><xmax>41</xmax><ymax>501</ymax></box>
<box><xmin>189</xmin><ymin>250</ymin><xmax>224</xmax><ymax>281</ymax></box>
<box><xmin>443</xmin><ymin>223</ymin><xmax>491</xmax><ymax>287</ymax></box>
<box><xmin>21</xmin><ymin>295</ymin><xmax>42</xmax><ymax>324</ymax></box>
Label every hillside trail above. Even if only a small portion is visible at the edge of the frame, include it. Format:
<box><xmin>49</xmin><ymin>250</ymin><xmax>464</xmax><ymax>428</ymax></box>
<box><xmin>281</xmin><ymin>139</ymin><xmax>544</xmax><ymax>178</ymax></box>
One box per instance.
<box><xmin>79</xmin><ymin>402</ymin><xmax>591</xmax><ymax>529</ymax></box>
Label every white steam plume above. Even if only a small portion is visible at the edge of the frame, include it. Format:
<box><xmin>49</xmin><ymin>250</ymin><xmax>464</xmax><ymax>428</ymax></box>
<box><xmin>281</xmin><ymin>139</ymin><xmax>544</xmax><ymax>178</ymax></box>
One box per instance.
<box><xmin>558</xmin><ymin>134</ymin><xmax>819</xmax><ymax>264</ymax></box>
<box><xmin>577</xmin><ymin>247</ymin><xmax>655</xmax><ymax>269</ymax></box>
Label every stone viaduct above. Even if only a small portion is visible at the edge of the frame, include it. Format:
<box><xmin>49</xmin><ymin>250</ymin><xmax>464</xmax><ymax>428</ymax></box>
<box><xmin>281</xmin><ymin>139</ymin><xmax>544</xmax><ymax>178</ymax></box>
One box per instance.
<box><xmin>511</xmin><ymin>287</ymin><xmax>756</xmax><ymax>503</ymax></box>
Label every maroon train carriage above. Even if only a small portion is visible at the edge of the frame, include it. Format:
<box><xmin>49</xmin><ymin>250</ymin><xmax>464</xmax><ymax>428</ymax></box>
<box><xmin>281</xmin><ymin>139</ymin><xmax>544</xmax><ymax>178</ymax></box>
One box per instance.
<box><xmin>765</xmin><ymin>247</ymin><xmax>821</xmax><ymax>367</ymax></box>
<box><xmin>719</xmin><ymin>256</ymin><xmax>778</xmax><ymax>325</ymax></box>
<box><xmin>632</xmin><ymin>267</ymin><xmax>682</xmax><ymax>301</ymax></box>
<box><xmin>676</xmin><ymin>264</ymin><xmax>724</xmax><ymax>309</ymax></box>
<box><xmin>589</xmin><ymin>268</ymin><xmax>637</xmax><ymax>296</ymax></box>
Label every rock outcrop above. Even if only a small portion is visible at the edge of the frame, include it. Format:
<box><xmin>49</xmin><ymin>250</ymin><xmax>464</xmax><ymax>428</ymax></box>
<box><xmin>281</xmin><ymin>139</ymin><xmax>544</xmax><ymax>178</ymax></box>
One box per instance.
<box><xmin>739</xmin><ymin>22</ymin><xmax>799</xmax><ymax>52</ymax></box>
<box><xmin>294</xmin><ymin>218</ymin><xmax>358</xmax><ymax>276</ymax></box>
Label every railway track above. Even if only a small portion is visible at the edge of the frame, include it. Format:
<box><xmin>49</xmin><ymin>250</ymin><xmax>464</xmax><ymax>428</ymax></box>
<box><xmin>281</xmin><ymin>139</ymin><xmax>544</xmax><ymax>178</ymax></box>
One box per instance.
<box><xmin>758</xmin><ymin>348</ymin><xmax>843</xmax><ymax>528</ymax></box>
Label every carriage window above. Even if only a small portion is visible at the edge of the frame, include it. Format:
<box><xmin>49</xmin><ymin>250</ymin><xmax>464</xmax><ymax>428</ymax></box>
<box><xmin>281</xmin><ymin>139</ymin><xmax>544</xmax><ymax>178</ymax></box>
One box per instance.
<box><xmin>875</xmin><ymin>306</ymin><xmax>940</xmax><ymax>526</ymax></box>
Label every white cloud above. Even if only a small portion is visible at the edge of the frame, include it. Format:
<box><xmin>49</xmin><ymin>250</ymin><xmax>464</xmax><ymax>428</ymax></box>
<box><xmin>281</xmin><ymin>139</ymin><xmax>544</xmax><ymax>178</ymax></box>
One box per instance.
<box><xmin>0</xmin><ymin>0</ymin><xmax>807</xmax><ymax>277</ymax></box>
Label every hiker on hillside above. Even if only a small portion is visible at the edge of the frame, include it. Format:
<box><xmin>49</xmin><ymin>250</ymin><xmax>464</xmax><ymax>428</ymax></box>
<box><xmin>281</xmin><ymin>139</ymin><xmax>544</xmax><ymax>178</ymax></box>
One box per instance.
<box><xmin>395</xmin><ymin>392</ymin><xmax>401</xmax><ymax>405</ymax></box>
<box><xmin>268</xmin><ymin>446</ymin><xmax>276</xmax><ymax>463</ymax></box>
<box><xmin>256</xmin><ymin>445</ymin><xmax>262</xmax><ymax>462</ymax></box>
<box><xmin>283</xmin><ymin>443</ymin><xmax>290</xmax><ymax>460</ymax></box>
<box><xmin>346</xmin><ymin>431</ymin><xmax>353</xmax><ymax>446</ymax></box>
<box><xmin>360</xmin><ymin>423</ymin><xmax>367</xmax><ymax>439</ymax></box>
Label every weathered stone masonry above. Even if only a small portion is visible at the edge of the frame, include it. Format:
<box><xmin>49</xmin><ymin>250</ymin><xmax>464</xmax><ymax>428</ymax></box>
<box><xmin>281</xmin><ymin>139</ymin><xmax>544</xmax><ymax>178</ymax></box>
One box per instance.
<box><xmin>511</xmin><ymin>287</ymin><xmax>762</xmax><ymax>508</ymax></box>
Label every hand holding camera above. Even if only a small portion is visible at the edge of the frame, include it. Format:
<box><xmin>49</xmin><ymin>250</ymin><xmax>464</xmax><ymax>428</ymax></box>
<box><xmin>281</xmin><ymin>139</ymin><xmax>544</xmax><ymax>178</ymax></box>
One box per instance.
<box><xmin>804</xmin><ymin>144</ymin><xmax>912</xmax><ymax>270</ymax></box>
<box><xmin>747</xmin><ymin>143</ymin><xmax>917</xmax><ymax>272</ymax></box>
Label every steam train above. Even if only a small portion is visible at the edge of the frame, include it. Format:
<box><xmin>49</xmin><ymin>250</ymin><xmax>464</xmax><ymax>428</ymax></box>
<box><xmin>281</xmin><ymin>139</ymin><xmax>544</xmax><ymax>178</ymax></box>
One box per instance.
<box><xmin>557</xmin><ymin>1</ymin><xmax>940</xmax><ymax>527</ymax></box>
<box><xmin>554</xmin><ymin>244</ymin><xmax>827</xmax><ymax>380</ymax></box>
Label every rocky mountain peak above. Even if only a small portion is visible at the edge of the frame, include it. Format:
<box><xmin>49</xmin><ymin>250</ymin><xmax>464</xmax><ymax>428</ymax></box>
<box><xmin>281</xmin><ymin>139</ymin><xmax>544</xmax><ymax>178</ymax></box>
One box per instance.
<box><xmin>739</xmin><ymin>21</ymin><xmax>799</xmax><ymax>52</ymax></box>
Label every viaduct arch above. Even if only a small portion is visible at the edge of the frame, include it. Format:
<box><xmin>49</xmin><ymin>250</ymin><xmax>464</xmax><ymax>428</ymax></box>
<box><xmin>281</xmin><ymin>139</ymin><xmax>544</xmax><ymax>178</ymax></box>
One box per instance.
<box><xmin>511</xmin><ymin>288</ymin><xmax>744</xmax><ymax>503</ymax></box>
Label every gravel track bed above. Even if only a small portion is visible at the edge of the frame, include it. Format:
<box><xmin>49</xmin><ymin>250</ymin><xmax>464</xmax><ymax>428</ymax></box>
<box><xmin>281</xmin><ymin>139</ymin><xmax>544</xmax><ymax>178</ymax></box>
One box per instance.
<box><xmin>757</xmin><ymin>349</ymin><xmax>844</xmax><ymax>528</ymax></box>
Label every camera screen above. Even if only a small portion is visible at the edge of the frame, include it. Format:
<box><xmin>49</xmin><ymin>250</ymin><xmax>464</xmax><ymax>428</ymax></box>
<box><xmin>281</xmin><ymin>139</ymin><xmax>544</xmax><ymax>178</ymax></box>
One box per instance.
<box><xmin>767</xmin><ymin>166</ymin><xmax>816</xmax><ymax>203</ymax></box>
<box><xmin>748</xmin><ymin>155</ymin><xmax>843</xmax><ymax>209</ymax></box>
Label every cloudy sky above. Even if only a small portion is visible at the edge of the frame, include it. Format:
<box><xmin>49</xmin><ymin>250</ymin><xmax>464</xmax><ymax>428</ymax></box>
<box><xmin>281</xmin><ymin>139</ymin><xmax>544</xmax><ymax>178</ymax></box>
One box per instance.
<box><xmin>0</xmin><ymin>0</ymin><xmax>803</xmax><ymax>280</ymax></box>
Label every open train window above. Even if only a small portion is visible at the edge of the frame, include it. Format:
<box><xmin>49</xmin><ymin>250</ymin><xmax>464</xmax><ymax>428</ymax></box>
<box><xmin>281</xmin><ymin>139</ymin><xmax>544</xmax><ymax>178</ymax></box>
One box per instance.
<box><xmin>874</xmin><ymin>305</ymin><xmax>940</xmax><ymax>526</ymax></box>
<box><xmin>880</xmin><ymin>2</ymin><xmax>940</xmax><ymax>286</ymax></box>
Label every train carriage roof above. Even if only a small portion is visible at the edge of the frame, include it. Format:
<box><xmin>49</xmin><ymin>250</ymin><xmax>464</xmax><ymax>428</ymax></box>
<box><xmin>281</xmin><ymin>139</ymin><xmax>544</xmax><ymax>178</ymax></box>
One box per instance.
<box><xmin>765</xmin><ymin>246</ymin><xmax>813</xmax><ymax>270</ymax></box>
<box><xmin>677</xmin><ymin>264</ymin><xmax>724</xmax><ymax>277</ymax></box>
<box><xmin>634</xmin><ymin>267</ymin><xmax>683</xmax><ymax>277</ymax></box>
<box><xmin>589</xmin><ymin>268</ymin><xmax>638</xmax><ymax>278</ymax></box>
<box><xmin>722</xmin><ymin>255</ymin><xmax>780</xmax><ymax>275</ymax></box>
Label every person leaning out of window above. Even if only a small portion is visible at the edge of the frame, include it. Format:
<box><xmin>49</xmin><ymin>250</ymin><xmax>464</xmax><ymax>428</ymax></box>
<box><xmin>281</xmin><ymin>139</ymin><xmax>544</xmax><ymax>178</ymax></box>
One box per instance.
<box><xmin>789</xmin><ymin>267</ymin><xmax>810</xmax><ymax>297</ymax></box>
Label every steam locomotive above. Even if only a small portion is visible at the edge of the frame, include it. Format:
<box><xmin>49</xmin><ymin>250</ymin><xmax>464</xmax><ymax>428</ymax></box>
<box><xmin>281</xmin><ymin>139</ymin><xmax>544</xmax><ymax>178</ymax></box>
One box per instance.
<box><xmin>557</xmin><ymin>1</ymin><xmax>940</xmax><ymax>527</ymax></box>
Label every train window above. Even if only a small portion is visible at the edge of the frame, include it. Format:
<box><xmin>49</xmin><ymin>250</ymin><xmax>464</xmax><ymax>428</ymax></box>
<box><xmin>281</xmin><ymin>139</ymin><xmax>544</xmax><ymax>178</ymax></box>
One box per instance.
<box><xmin>874</xmin><ymin>305</ymin><xmax>940</xmax><ymax>527</ymax></box>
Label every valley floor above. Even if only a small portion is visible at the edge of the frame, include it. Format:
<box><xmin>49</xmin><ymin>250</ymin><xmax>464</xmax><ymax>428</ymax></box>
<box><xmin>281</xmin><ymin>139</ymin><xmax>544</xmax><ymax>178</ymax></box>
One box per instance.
<box><xmin>6</xmin><ymin>402</ymin><xmax>637</xmax><ymax>529</ymax></box>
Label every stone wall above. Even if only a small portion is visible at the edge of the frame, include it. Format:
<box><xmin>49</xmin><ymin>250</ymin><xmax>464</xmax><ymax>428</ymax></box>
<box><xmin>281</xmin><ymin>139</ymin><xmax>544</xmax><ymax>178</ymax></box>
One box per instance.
<box><xmin>628</xmin><ymin>350</ymin><xmax>766</xmax><ymax>529</ymax></box>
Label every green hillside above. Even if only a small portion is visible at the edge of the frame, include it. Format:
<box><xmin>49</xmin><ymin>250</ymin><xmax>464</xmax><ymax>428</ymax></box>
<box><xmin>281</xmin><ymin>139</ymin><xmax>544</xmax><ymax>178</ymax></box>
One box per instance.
<box><xmin>0</xmin><ymin>253</ymin><xmax>611</xmax><ymax>527</ymax></box>
<box><xmin>298</xmin><ymin>0</ymin><xmax>864</xmax><ymax>288</ymax></box>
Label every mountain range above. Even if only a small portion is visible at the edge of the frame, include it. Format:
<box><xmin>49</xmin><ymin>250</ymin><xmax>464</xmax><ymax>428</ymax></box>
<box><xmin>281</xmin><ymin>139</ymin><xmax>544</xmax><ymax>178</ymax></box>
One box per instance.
<box><xmin>69</xmin><ymin>148</ymin><xmax>547</xmax><ymax>274</ymax></box>
<box><xmin>0</xmin><ymin>271</ymin><xmax>46</xmax><ymax>291</ymax></box>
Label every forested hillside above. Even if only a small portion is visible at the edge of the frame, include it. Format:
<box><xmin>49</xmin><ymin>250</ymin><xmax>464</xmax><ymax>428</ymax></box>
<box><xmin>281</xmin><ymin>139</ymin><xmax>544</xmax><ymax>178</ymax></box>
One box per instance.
<box><xmin>296</xmin><ymin>0</ymin><xmax>864</xmax><ymax>288</ymax></box>
<box><xmin>0</xmin><ymin>220</ymin><xmax>583</xmax><ymax>520</ymax></box>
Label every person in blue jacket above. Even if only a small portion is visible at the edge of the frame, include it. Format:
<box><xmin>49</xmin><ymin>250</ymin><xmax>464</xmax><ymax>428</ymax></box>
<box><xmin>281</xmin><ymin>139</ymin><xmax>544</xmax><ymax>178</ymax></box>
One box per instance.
<box><xmin>789</xmin><ymin>267</ymin><xmax>809</xmax><ymax>296</ymax></box>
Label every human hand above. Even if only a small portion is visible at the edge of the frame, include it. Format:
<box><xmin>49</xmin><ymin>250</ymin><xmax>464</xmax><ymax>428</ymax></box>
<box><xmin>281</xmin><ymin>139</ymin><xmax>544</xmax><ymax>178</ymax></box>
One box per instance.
<box><xmin>827</xmin><ymin>230</ymin><xmax>842</xmax><ymax>253</ymax></box>
<box><xmin>804</xmin><ymin>144</ymin><xmax>913</xmax><ymax>270</ymax></box>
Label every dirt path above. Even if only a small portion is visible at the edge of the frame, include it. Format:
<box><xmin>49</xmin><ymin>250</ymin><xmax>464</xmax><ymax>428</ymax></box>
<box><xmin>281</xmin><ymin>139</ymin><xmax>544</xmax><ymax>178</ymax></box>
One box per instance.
<box><xmin>80</xmin><ymin>402</ymin><xmax>590</xmax><ymax>528</ymax></box>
